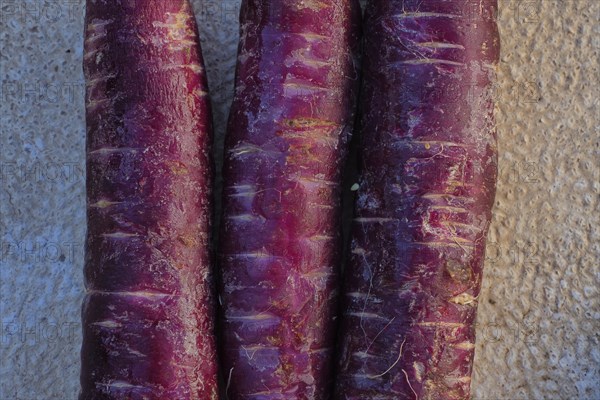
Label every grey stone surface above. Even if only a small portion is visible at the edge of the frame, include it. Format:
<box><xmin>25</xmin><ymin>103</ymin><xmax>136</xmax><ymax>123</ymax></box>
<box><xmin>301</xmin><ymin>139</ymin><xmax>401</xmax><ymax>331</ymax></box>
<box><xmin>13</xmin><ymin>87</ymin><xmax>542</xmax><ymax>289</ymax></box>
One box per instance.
<box><xmin>0</xmin><ymin>1</ymin><xmax>597</xmax><ymax>399</ymax></box>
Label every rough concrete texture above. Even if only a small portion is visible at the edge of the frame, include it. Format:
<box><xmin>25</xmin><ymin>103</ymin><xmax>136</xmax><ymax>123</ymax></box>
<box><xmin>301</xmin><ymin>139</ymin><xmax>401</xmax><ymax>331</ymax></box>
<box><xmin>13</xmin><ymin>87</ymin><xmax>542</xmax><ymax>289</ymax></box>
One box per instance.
<box><xmin>0</xmin><ymin>1</ymin><xmax>597</xmax><ymax>399</ymax></box>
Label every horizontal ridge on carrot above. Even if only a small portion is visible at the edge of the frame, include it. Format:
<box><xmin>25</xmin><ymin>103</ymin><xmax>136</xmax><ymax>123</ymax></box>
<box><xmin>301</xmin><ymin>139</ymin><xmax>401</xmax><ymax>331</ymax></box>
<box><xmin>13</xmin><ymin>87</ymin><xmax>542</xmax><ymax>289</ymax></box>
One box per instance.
<box><xmin>218</xmin><ymin>0</ymin><xmax>361</xmax><ymax>398</ymax></box>
<box><xmin>335</xmin><ymin>0</ymin><xmax>500</xmax><ymax>399</ymax></box>
<box><xmin>81</xmin><ymin>1</ymin><xmax>218</xmax><ymax>398</ymax></box>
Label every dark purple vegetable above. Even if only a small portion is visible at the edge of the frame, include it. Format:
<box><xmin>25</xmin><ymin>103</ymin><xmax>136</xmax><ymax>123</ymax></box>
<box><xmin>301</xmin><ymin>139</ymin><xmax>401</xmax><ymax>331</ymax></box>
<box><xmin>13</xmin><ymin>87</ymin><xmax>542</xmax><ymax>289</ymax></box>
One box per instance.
<box><xmin>81</xmin><ymin>1</ymin><xmax>218</xmax><ymax>398</ymax></box>
<box><xmin>218</xmin><ymin>0</ymin><xmax>361</xmax><ymax>398</ymax></box>
<box><xmin>335</xmin><ymin>1</ymin><xmax>500</xmax><ymax>399</ymax></box>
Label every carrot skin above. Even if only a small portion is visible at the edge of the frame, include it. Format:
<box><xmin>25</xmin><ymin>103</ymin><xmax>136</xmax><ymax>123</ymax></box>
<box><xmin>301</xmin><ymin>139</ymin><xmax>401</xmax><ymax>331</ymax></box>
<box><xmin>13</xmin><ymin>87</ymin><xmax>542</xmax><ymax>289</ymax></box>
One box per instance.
<box><xmin>81</xmin><ymin>1</ymin><xmax>218</xmax><ymax>398</ymax></box>
<box><xmin>218</xmin><ymin>1</ymin><xmax>361</xmax><ymax>398</ymax></box>
<box><xmin>335</xmin><ymin>1</ymin><xmax>500</xmax><ymax>399</ymax></box>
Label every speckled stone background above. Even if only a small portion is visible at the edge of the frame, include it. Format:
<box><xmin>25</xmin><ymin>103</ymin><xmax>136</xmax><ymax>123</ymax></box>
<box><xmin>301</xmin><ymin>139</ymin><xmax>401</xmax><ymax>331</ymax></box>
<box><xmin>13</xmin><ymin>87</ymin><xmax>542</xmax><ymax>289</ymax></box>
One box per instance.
<box><xmin>0</xmin><ymin>1</ymin><xmax>598</xmax><ymax>399</ymax></box>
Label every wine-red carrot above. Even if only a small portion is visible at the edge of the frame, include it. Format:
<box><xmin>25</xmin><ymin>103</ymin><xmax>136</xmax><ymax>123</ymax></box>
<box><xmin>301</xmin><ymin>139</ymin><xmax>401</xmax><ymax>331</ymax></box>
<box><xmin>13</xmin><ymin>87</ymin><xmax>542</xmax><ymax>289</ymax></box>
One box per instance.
<box><xmin>81</xmin><ymin>1</ymin><xmax>218</xmax><ymax>398</ymax></box>
<box><xmin>335</xmin><ymin>1</ymin><xmax>499</xmax><ymax>399</ymax></box>
<box><xmin>218</xmin><ymin>1</ymin><xmax>361</xmax><ymax>398</ymax></box>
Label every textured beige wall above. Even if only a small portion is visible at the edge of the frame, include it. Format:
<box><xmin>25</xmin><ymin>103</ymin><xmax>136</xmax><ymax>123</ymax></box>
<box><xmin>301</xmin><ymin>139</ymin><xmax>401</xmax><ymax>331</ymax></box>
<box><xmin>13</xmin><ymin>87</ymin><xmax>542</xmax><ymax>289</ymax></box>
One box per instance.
<box><xmin>0</xmin><ymin>1</ymin><xmax>597</xmax><ymax>399</ymax></box>
<box><xmin>472</xmin><ymin>1</ymin><xmax>599</xmax><ymax>398</ymax></box>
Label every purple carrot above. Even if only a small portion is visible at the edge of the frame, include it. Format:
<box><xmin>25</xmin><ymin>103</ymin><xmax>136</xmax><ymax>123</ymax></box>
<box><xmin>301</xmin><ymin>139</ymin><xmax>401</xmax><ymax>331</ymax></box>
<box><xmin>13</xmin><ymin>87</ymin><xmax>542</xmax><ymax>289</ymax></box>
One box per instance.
<box><xmin>335</xmin><ymin>1</ymin><xmax>500</xmax><ymax>399</ymax></box>
<box><xmin>81</xmin><ymin>1</ymin><xmax>218</xmax><ymax>398</ymax></box>
<box><xmin>218</xmin><ymin>0</ymin><xmax>361</xmax><ymax>398</ymax></box>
